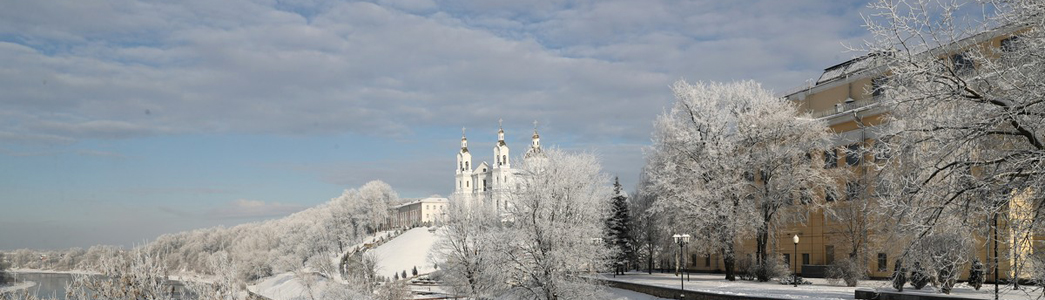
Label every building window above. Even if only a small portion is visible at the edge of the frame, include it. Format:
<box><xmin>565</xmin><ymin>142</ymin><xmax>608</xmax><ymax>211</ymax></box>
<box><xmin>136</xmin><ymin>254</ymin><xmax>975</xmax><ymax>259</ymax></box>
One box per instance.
<box><xmin>691</xmin><ymin>254</ymin><xmax>697</xmax><ymax>267</ymax></box>
<box><xmin>503</xmin><ymin>155</ymin><xmax>507</xmax><ymax>164</ymax></box>
<box><xmin>743</xmin><ymin>171</ymin><xmax>754</xmax><ymax>182</ymax></box>
<box><xmin>845</xmin><ymin>143</ymin><xmax>861</xmax><ymax>166</ymax></box>
<box><xmin>951</xmin><ymin>52</ymin><xmax>975</xmax><ymax>73</ymax></box>
<box><xmin>824</xmin><ymin>149</ymin><xmax>838</xmax><ymax>169</ymax></box>
<box><xmin>465</xmin><ymin>161</ymin><xmax>469</xmax><ymax>169</ymax></box>
<box><xmin>483</xmin><ymin>179</ymin><xmax>487</xmax><ymax>191</ymax></box>
<box><xmin>705</xmin><ymin>254</ymin><xmax>712</xmax><ymax>267</ymax></box>
<box><xmin>802</xmin><ymin>253</ymin><xmax>810</xmax><ymax>266</ymax></box>
<box><xmin>826</xmin><ymin>190</ymin><xmax>836</xmax><ymax>202</ymax></box>
<box><xmin>878</xmin><ymin>253</ymin><xmax>888</xmax><ymax>272</ymax></box>
<box><xmin>872</xmin><ymin>77</ymin><xmax>887</xmax><ymax>98</ymax></box>
<box><xmin>846</xmin><ymin>181</ymin><xmax>861</xmax><ymax>200</ymax></box>
<box><xmin>825</xmin><ymin>245</ymin><xmax>835</xmax><ymax>265</ymax></box>
<box><xmin>1001</xmin><ymin>36</ymin><xmax>1020</xmax><ymax>52</ymax></box>
<box><xmin>783</xmin><ymin>254</ymin><xmax>791</xmax><ymax>269</ymax></box>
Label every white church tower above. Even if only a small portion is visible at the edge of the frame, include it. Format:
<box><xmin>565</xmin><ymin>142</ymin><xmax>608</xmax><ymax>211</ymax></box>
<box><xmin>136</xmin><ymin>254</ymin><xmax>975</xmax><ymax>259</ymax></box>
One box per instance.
<box><xmin>455</xmin><ymin>128</ymin><xmax>474</xmax><ymax>205</ymax></box>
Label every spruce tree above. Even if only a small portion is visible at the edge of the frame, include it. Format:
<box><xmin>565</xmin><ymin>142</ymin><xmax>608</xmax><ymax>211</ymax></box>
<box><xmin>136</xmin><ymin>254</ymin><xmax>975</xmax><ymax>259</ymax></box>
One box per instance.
<box><xmin>605</xmin><ymin>176</ymin><xmax>635</xmax><ymax>275</ymax></box>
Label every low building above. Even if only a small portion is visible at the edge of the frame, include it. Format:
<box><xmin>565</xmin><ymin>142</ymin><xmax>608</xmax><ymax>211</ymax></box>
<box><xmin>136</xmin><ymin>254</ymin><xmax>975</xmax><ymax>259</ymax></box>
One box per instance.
<box><xmin>387</xmin><ymin>197</ymin><xmax>449</xmax><ymax>229</ymax></box>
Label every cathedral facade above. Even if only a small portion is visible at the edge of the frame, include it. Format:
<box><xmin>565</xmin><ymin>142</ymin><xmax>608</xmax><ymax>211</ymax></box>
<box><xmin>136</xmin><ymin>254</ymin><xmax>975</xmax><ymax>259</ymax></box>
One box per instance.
<box><xmin>453</xmin><ymin>123</ymin><xmax>543</xmax><ymax>215</ymax></box>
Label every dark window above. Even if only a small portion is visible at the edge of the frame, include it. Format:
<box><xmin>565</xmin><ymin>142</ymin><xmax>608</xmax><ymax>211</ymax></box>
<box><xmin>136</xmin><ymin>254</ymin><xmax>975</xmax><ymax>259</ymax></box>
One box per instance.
<box><xmin>878</xmin><ymin>253</ymin><xmax>888</xmax><ymax>272</ymax></box>
<box><xmin>797</xmin><ymin>188</ymin><xmax>811</xmax><ymax>204</ymax></box>
<box><xmin>826</xmin><ymin>190</ymin><xmax>836</xmax><ymax>202</ymax></box>
<box><xmin>1001</xmin><ymin>36</ymin><xmax>1020</xmax><ymax>52</ymax></box>
<box><xmin>483</xmin><ymin>179</ymin><xmax>487</xmax><ymax>191</ymax></box>
<box><xmin>824</xmin><ymin>149</ymin><xmax>838</xmax><ymax>169</ymax></box>
<box><xmin>802</xmin><ymin>253</ymin><xmax>810</xmax><ymax>266</ymax></box>
<box><xmin>845</xmin><ymin>144</ymin><xmax>861</xmax><ymax>166</ymax></box>
<box><xmin>873</xmin><ymin>141</ymin><xmax>890</xmax><ymax>163</ymax></box>
<box><xmin>760</xmin><ymin>169</ymin><xmax>771</xmax><ymax>183</ymax></box>
<box><xmin>952</xmin><ymin>53</ymin><xmax>974</xmax><ymax>73</ymax></box>
<box><xmin>872</xmin><ymin>77</ymin><xmax>887</xmax><ymax>97</ymax></box>
<box><xmin>743</xmin><ymin>171</ymin><xmax>754</xmax><ymax>182</ymax></box>
<box><xmin>503</xmin><ymin>155</ymin><xmax>507</xmax><ymax>164</ymax></box>
<box><xmin>846</xmin><ymin>181</ymin><xmax>861</xmax><ymax>200</ymax></box>
<box><xmin>825</xmin><ymin>246</ymin><xmax>836</xmax><ymax>265</ymax></box>
<box><xmin>783</xmin><ymin>253</ymin><xmax>791</xmax><ymax>269</ymax></box>
<box><xmin>705</xmin><ymin>254</ymin><xmax>712</xmax><ymax>267</ymax></box>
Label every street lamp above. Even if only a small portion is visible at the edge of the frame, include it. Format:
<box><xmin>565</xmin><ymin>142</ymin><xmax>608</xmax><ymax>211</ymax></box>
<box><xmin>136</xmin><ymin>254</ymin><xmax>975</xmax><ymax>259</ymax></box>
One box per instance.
<box><xmin>792</xmin><ymin>234</ymin><xmax>800</xmax><ymax>287</ymax></box>
<box><xmin>673</xmin><ymin>234</ymin><xmax>691</xmax><ymax>298</ymax></box>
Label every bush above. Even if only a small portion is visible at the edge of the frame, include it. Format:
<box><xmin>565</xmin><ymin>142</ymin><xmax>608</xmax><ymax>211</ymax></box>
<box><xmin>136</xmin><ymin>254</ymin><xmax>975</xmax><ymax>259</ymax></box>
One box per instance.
<box><xmin>968</xmin><ymin>259</ymin><xmax>984</xmax><ymax>291</ymax></box>
<box><xmin>937</xmin><ymin>263</ymin><xmax>957</xmax><ymax>294</ymax></box>
<box><xmin>746</xmin><ymin>255</ymin><xmax>789</xmax><ymax>282</ymax></box>
<box><xmin>412</xmin><ymin>266</ymin><xmax>418</xmax><ymax>276</ymax></box>
<box><xmin>827</xmin><ymin>257</ymin><xmax>865</xmax><ymax>287</ymax></box>
<box><xmin>0</xmin><ymin>253</ymin><xmax>10</xmax><ymax>285</ymax></box>
<box><xmin>891</xmin><ymin>259</ymin><xmax>907</xmax><ymax>292</ymax></box>
<box><xmin>910</xmin><ymin>262</ymin><xmax>930</xmax><ymax>290</ymax></box>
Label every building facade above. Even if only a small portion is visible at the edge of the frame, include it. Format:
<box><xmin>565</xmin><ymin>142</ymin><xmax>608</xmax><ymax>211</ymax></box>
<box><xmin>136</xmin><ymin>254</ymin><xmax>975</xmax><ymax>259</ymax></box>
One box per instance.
<box><xmin>453</xmin><ymin>123</ymin><xmax>543</xmax><ymax>215</ymax></box>
<box><xmin>682</xmin><ymin>27</ymin><xmax>1041</xmax><ymax>282</ymax></box>
<box><xmin>387</xmin><ymin>197</ymin><xmax>449</xmax><ymax>229</ymax></box>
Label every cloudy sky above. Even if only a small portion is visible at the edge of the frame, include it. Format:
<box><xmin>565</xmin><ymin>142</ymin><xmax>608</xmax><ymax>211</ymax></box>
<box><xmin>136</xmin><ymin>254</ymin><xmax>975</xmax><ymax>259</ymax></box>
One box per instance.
<box><xmin>0</xmin><ymin>0</ymin><xmax>876</xmax><ymax>249</ymax></box>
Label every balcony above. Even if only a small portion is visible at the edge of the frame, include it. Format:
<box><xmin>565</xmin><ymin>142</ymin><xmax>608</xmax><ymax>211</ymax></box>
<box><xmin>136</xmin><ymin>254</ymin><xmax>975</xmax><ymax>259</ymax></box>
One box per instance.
<box><xmin>809</xmin><ymin>96</ymin><xmax>883</xmax><ymax>119</ymax></box>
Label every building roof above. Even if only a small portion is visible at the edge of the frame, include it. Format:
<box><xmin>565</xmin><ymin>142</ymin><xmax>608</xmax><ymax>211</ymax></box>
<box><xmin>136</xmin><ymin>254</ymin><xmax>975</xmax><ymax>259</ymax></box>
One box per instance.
<box><xmin>392</xmin><ymin>197</ymin><xmax>448</xmax><ymax>209</ymax></box>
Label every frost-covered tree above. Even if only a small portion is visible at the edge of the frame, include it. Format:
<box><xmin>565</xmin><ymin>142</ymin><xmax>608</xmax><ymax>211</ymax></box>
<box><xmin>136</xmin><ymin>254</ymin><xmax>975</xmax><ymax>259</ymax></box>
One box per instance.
<box><xmin>647</xmin><ymin>80</ymin><xmax>834</xmax><ymax>282</ymax></box>
<box><xmin>435</xmin><ymin>199</ymin><xmax>504</xmax><ymax>299</ymax></box>
<box><xmin>631</xmin><ymin>172</ymin><xmax>668</xmax><ymax>275</ymax></box>
<box><xmin>604</xmin><ymin>176</ymin><xmax>635</xmax><ymax>275</ymax></box>
<box><xmin>863</xmin><ymin>0</ymin><xmax>1045</xmax><ymax>288</ymax></box>
<box><xmin>0</xmin><ymin>252</ymin><xmax>10</xmax><ymax>285</ymax></box>
<box><xmin>498</xmin><ymin>149</ymin><xmax>611</xmax><ymax>300</ymax></box>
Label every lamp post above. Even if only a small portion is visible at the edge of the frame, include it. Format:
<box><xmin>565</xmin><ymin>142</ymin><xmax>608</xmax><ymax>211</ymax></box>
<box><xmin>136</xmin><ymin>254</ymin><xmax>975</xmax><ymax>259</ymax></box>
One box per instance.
<box><xmin>792</xmin><ymin>234</ymin><xmax>800</xmax><ymax>287</ymax></box>
<box><xmin>673</xmin><ymin>234</ymin><xmax>691</xmax><ymax>298</ymax></box>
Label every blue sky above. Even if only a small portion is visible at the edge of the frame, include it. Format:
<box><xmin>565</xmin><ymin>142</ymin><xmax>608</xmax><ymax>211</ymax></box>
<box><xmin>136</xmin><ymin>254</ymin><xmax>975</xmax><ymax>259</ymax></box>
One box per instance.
<box><xmin>0</xmin><ymin>0</ymin><xmax>877</xmax><ymax>249</ymax></box>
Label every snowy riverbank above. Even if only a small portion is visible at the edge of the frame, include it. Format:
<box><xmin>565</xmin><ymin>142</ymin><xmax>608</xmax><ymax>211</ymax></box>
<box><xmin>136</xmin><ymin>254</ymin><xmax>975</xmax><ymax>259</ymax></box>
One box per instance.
<box><xmin>0</xmin><ymin>281</ymin><xmax>38</xmax><ymax>294</ymax></box>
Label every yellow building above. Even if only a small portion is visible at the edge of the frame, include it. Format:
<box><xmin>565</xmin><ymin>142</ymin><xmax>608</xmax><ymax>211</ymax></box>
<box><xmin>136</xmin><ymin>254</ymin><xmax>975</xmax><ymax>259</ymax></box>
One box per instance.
<box><xmin>683</xmin><ymin>26</ymin><xmax>1041</xmax><ymax>282</ymax></box>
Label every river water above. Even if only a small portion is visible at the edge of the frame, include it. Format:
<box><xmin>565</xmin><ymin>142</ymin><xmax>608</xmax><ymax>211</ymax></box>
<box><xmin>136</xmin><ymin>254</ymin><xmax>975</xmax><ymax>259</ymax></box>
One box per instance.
<box><xmin>7</xmin><ymin>273</ymin><xmax>190</xmax><ymax>300</ymax></box>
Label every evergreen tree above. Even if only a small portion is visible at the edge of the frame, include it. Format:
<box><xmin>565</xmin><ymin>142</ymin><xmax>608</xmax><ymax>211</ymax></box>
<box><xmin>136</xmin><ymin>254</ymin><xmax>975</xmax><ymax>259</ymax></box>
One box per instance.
<box><xmin>605</xmin><ymin>176</ymin><xmax>635</xmax><ymax>275</ymax></box>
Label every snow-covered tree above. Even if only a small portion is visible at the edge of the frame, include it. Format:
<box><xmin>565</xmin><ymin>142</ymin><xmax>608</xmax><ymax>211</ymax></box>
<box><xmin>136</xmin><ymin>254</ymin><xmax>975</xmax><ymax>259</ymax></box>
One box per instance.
<box><xmin>497</xmin><ymin>149</ymin><xmax>611</xmax><ymax>300</ymax></box>
<box><xmin>631</xmin><ymin>172</ymin><xmax>669</xmax><ymax>275</ymax></box>
<box><xmin>604</xmin><ymin>176</ymin><xmax>635</xmax><ymax>275</ymax></box>
<box><xmin>434</xmin><ymin>199</ymin><xmax>504</xmax><ymax>299</ymax></box>
<box><xmin>862</xmin><ymin>0</ymin><xmax>1045</xmax><ymax>289</ymax></box>
<box><xmin>647</xmin><ymin>80</ymin><xmax>835</xmax><ymax>282</ymax></box>
<box><xmin>0</xmin><ymin>252</ymin><xmax>10</xmax><ymax>285</ymax></box>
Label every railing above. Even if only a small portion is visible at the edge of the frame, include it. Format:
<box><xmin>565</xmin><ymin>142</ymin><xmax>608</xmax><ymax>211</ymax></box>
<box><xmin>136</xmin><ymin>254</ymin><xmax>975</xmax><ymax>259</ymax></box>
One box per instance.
<box><xmin>809</xmin><ymin>96</ymin><xmax>884</xmax><ymax>119</ymax></box>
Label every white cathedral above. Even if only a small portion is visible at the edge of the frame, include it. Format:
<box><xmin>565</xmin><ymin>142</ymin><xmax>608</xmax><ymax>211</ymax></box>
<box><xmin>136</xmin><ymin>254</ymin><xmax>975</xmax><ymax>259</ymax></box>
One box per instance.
<box><xmin>453</xmin><ymin>122</ymin><xmax>544</xmax><ymax>214</ymax></box>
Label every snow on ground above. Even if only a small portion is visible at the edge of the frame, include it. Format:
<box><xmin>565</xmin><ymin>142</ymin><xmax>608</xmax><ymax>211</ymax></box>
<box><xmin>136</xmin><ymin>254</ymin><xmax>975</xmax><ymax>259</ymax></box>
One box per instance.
<box><xmin>604</xmin><ymin>286</ymin><xmax>672</xmax><ymax>300</ymax></box>
<box><xmin>601</xmin><ymin>272</ymin><xmax>1044</xmax><ymax>300</ymax></box>
<box><xmin>249</xmin><ymin>272</ymin><xmax>331</xmax><ymax>300</ymax></box>
<box><xmin>0</xmin><ymin>281</ymin><xmax>38</xmax><ymax>294</ymax></box>
<box><xmin>369</xmin><ymin>227</ymin><xmax>443</xmax><ymax>279</ymax></box>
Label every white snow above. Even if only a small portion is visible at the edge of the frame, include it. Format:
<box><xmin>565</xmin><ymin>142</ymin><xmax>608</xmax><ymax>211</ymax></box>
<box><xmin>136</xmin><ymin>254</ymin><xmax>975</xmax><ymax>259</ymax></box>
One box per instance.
<box><xmin>600</xmin><ymin>272</ymin><xmax>1044</xmax><ymax>300</ymax></box>
<box><xmin>249</xmin><ymin>272</ymin><xmax>332</xmax><ymax>300</ymax></box>
<box><xmin>369</xmin><ymin>227</ymin><xmax>442</xmax><ymax>279</ymax></box>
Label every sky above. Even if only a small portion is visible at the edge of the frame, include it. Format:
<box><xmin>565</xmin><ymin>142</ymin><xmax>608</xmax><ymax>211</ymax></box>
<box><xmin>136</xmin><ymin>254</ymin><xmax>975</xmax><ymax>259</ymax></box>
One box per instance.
<box><xmin>0</xmin><ymin>0</ymin><xmax>878</xmax><ymax>250</ymax></box>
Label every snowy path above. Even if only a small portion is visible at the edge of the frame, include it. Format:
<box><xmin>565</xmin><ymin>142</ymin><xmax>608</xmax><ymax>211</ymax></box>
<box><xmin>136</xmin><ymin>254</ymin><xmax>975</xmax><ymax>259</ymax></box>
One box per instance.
<box><xmin>600</xmin><ymin>272</ymin><xmax>1043</xmax><ymax>300</ymax></box>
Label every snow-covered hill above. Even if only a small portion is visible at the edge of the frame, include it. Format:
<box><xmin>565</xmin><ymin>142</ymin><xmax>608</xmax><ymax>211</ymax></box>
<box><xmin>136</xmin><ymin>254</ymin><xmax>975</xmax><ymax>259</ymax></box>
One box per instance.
<box><xmin>370</xmin><ymin>227</ymin><xmax>443</xmax><ymax>279</ymax></box>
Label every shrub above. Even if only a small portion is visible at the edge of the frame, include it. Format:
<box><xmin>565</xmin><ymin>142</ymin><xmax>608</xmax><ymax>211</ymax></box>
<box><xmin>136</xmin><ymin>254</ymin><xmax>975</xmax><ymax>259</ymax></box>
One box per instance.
<box><xmin>412</xmin><ymin>266</ymin><xmax>418</xmax><ymax>276</ymax></box>
<box><xmin>892</xmin><ymin>259</ymin><xmax>907</xmax><ymax>292</ymax></box>
<box><xmin>968</xmin><ymin>259</ymin><xmax>984</xmax><ymax>291</ymax></box>
<box><xmin>938</xmin><ymin>263</ymin><xmax>957</xmax><ymax>294</ymax></box>
<box><xmin>827</xmin><ymin>257</ymin><xmax>865</xmax><ymax>287</ymax></box>
<box><xmin>910</xmin><ymin>262</ymin><xmax>930</xmax><ymax>290</ymax></box>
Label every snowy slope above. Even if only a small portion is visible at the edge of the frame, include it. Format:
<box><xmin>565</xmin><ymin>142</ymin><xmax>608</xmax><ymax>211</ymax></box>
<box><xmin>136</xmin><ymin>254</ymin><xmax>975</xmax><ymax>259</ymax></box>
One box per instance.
<box><xmin>370</xmin><ymin>227</ymin><xmax>443</xmax><ymax>279</ymax></box>
<box><xmin>249</xmin><ymin>272</ymin><xmax>331</xmax><ymax>300</ymax></box>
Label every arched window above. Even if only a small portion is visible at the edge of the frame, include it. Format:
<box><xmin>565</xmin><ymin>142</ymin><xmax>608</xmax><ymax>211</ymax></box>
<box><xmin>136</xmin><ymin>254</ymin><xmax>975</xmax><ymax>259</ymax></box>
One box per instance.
<box><xmin>465</xmin><ymin>161</ymin><xmax>469</xmax><ymax>169</ymax></box>
<box><xmin>502</xmin><ymin>155</ymin><xmax>507</xmax><ymax>164</ymax></box>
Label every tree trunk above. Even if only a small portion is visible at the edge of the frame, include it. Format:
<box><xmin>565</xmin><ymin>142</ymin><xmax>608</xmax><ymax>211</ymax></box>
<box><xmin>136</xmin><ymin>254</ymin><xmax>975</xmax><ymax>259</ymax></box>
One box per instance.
<box><xmin>755</xmin><ymin>221</ymin><xmax>770</xmax><ymax>282</ymax></box>
<box><xmin>648</xmin><ymin>242</ymin><xmax>654</xmax><ymax>275</ymax></box>
<box><xmin>722</xmin><ymin>245</ymin><xmax>736</xmax><ymax>281</ymax></box>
